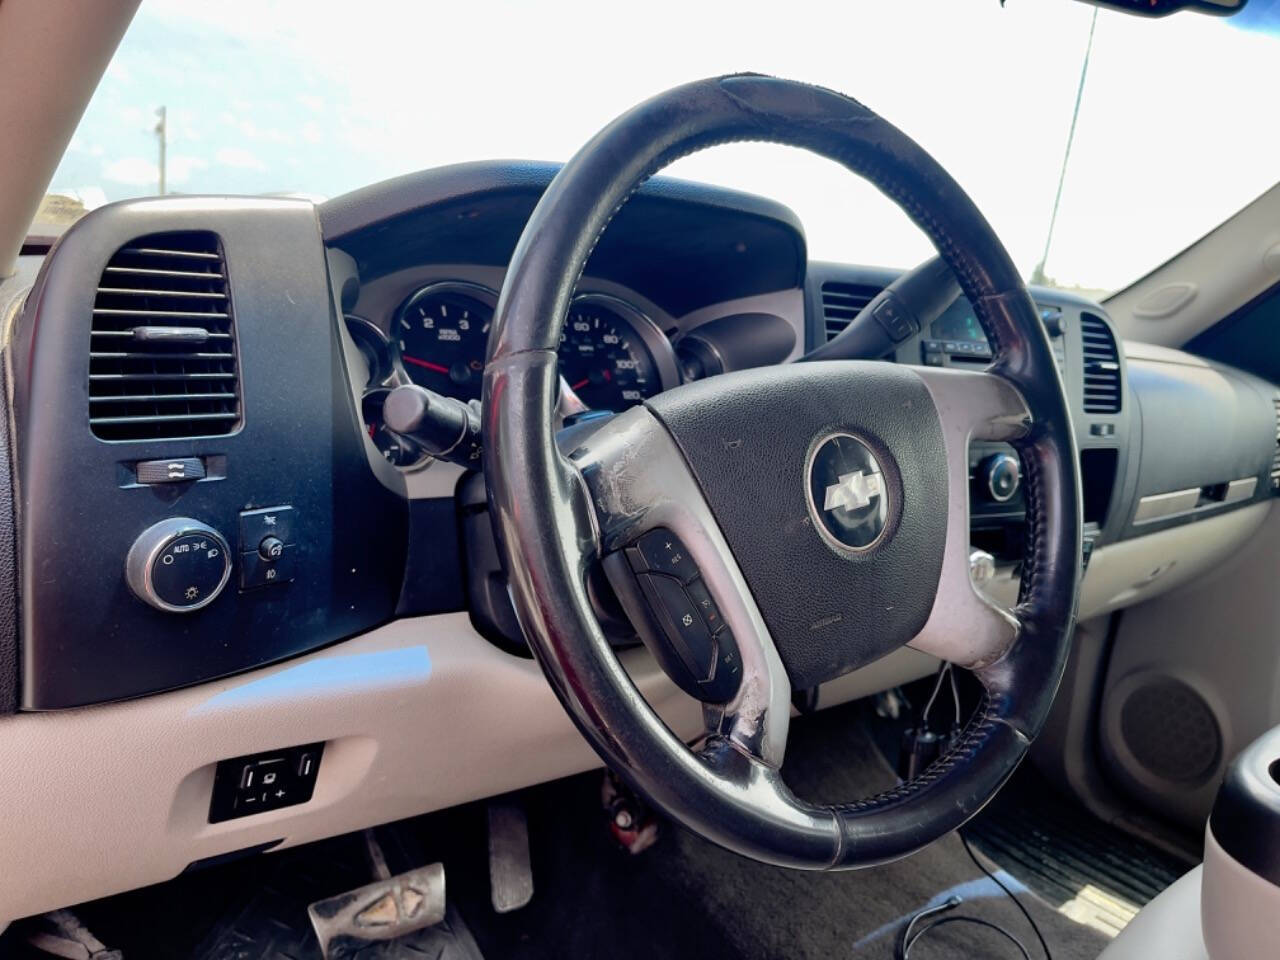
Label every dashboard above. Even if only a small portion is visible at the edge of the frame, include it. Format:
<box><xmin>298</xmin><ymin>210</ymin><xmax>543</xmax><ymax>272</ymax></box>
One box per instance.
<box><xmin>2</xmin><ymin>158</ymin><xmax>1279</xmax><ymax>924</ymax></box>
<box><xmin>2</xmin><ymin>160</ymin><xmax>1277</xmax><ymax>714</ymax></box>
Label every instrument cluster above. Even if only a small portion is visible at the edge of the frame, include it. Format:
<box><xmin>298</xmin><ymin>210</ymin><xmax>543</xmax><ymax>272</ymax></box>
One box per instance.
<box><xmin>345</xmin><ymin>281</ymin><xmax>680</xmax><ymax>469</ymax></box>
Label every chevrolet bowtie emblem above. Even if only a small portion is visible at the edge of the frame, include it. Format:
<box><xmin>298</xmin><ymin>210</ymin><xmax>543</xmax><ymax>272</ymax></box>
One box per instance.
<box><xmin>823</xmin><ymin>469</ymin><xmax>883</xmax><ymax>514</ymax></box>
<box><xmin>807</xmin><ymin>432</ymin><xmax>891</xmax><ymax>552</ymax></box>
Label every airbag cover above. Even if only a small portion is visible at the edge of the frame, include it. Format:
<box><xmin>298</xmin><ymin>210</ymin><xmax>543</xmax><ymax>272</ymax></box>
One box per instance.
<box><xmin>647</xmin><ymin>361</ymin><xmax>947</xmax><ymax>689</ymax></box>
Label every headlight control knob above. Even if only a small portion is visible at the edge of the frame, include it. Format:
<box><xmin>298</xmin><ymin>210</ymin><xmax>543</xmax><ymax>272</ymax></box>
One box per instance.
<box><xmin>981</xmin><ymin>453</ymin><xmax>1021</xmax><ymax>503</ymax></box>
<box><xmin>125</xmin><ymin>518</ymin><xmax>232</xmax><ymax>613</ymax></box>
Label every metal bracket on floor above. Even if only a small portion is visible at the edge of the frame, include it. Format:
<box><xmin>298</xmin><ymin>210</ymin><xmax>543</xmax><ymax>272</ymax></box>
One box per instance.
<box><xmin>307</xmin><ymin>829</ymin><xmax>446</xmax><ymax>959</ymax></box>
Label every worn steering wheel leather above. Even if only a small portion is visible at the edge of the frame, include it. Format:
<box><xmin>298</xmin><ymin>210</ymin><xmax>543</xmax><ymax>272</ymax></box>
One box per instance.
<box><xmin>483</xmin><ymin>74</ymin><xmax>1081</xmax><ymax>869</ymax></box>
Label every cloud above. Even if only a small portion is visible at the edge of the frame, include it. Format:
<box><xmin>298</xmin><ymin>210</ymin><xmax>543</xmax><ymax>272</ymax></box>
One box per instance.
<box><xmin>103</xmin><ymin>60</ymin><xmax>134</xmax><ymax>84</ymax></box>
<box><xmin>102</xmin><ymin>153</ymin><xmax>207</xmax><ymax>188</ymax></box>
<box><xmin>167</xmin><ymin>154</ymin><xmax>209</xmax><ymax>185</ymax></box>
<box><xmin>103</xmin><ymin>156</ymin><xmax>158</xmax><ymax>186</ymax></box>
<box><xmin>214</xmin><ymin>147</ymin><xmax>266</xmax><ymax>171</ymax></box>
<box><xmin>215</xmin><ymin>113</ymin><xmax>291</xmax><ymax>145</ymax></box>
<box><xmin>117</xmin><ymin>105</ymin><xmax>149</xmax><ymax>129</ymax></box>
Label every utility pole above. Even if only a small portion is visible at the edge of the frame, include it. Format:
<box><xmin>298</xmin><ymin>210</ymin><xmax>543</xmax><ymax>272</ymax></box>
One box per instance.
<box><xmin>154</xmin><ymin>106</ymin><xmax>167</xmax><ymax>196</ymax></box>
<box><xmin>1031</xmin><ymin>7</ymin><xmax>1097</xmax><ymax>287</ymax></box>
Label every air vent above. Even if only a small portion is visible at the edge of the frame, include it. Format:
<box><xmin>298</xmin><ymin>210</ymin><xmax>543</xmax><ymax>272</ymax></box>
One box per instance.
<box><xmin>1270</xmin><ymin>394</ymin><xmax>1280</xmax><ymax>494</ymax></box>
<box><xmin>1050</xmin><ymin>336</ymin><xmax>1067</xmax><ymax>380</ymax></box>
<box><xmin>1079</xmin><ymin>313</ymin><xmax>1121</xmax><ymax>415</ymax></box>
<box><xmin>820</xmin><ymin>281</ymin><xmax>883</xmax><ymax>341</ymax></box>
<box><xmin>89</xmin><ymin>232</ymin><xmax>240</xmax><ymax>441</ymax></box>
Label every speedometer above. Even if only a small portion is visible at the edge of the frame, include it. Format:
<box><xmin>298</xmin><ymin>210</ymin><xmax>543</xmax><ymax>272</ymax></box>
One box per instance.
<box><xmin>394</xmin><ymin>282</ymin><xmax>494</xmax><ymax>401</ymax></box>
<box><xmin>558</xmin><ymin>296</ymin><xmax>670</xmax><ymax>411</ymax></box>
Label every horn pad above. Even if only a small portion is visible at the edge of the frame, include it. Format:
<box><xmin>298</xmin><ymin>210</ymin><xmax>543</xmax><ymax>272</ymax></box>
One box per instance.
<box><xmin>646</xmin><ymin>361</ymin><xmax>948</xmax><ymax>689</ymax></box>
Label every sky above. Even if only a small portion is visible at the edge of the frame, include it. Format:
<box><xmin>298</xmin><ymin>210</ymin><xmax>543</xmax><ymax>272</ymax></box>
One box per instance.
<box><xmin>47</xmin><ymin>0</ymin><xmax>1280</xmax><ymax>295</ymax></box>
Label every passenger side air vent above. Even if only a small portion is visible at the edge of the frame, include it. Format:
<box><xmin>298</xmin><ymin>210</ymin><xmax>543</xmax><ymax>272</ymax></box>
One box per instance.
<box><xmin>1079</xmin><ymin>313</ymin><xmax>1121</xmax><ymax>414</ymax></box>
<box><xmin>820</xmin><ymin>281</ymin><xmax>883</xmax><ymax>341</ymax></box>
<box><xmin>1270</xmin><ymin>393</ymin><xmax>1280</xmax><ymax>494</ymax></box>
<box><xmin>89</xmin><ymin>232</ymin><xmax>240</xmax><ymax>441</ymax></box>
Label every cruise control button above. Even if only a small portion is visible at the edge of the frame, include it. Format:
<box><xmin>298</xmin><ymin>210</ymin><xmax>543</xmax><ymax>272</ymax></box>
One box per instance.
<box><xmin>704</xmin><ymin>628</ymin><xmax>743</xmax><ymax>699</ymax></box>
<box><xmin>628</xmin><ymin>528</ymin><xmax>698</xmax><ymax>583</ymax></box>
<box><xmin>684</xmin><ymin>577</ymin><xmax>723</xmax><ymax>634</ymax></box>
<box><xmin>638</xmin><ymin>573</ymin><xmax>716</xmax><ymax>682</ymax></box>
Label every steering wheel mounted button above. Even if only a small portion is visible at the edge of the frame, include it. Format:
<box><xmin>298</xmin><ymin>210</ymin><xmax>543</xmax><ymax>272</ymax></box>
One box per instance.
<box><xmin>632</xmin><ymin>528</ymin><xmax>698</xmax><ymax>582</ymax></box>
<box><xmin>684</xmin><ymin>577</ymin><xmax>723</xmax><ymax>634</ymax></box>
<box><xmin>638</xmin><ymin>573</ymin><xmax>716</xmax><ymax>682</ymax></box>
<box><xmin>703</xmin><ymin>628</ymin><xmax>743</xmax><ymax>700</ymax></box>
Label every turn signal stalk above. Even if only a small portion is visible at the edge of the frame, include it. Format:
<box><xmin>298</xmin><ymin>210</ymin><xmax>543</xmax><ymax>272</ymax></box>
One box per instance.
<box><xmin>382</xmin><ymin>384</ymin><xmax>483</xmax><ymax>468</ymax></box>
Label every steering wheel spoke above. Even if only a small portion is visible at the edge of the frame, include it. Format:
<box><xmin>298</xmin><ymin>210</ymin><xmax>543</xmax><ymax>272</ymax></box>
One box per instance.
<box><xmin>908</xmin><ymin>367</ymin><xmax>1031</xmax><ymax>668</ymax></box>
<box><xmin>568</xmin><ymin>405</ymin><xmax>792</xmax><ymax>767</ymax></box>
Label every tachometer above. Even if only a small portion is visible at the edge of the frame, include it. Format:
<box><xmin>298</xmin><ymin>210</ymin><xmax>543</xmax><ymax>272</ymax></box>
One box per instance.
<box><xmin>558</xmin><ymin>295</ymin><xmax>672</xmax><ymax>411</ymax></box>
<box><xmin>394</xmin><ymin>282</ymin><xmax>494</xmax><ymax>401</ymax></box>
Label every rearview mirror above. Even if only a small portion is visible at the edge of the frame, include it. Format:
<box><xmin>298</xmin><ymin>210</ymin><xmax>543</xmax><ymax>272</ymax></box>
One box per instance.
<box><xmin>1080</xmin><ymin>0</ymin><xmax>1246</xmax><ymax>16</ymax></box>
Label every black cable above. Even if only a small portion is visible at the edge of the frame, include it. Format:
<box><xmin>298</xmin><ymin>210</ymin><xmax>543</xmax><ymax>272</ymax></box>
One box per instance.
<box><xmin>894</xmin><ymin>896</ymin><xmax>960</xmax><ymax>959</ymax></box>
<box><xmin>905</xmin><ymin>915</ymin><xmax>1032</xmax><ymax>959</ymax></box>
<box><xmin>961</xmin><ymin>832</ymin><xmax>1053</xmax><ymax>960</ymax></box>
<box><xmin>947</xmin><ymin>661</ymin><xmax>961</xmax><ymax>728</ymax></box>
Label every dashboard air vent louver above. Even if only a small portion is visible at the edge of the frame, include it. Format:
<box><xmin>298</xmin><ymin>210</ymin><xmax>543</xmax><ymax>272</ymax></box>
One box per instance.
<box><xmin>820</xmin><ymin>281</ymin><xmax>883</xmax><ymax>341</ymax></box>
<box><xmin>88</xmin><ymin>232</ymin><xmax>240</xmax><ymax>441</ymax></box>
<box><xmin>1271</xmin><ymin>394</ymin><xmax>1280</xmax><ymax>494</ymax></box>
<box><xmin>1050</xmin><ymin>337</ymin><xmax>1067</xmax><ymax>380</ymax></box>
<box><xmin>1079</xmin><ymin>313</ymin><xmax>1121</xmax><ymax>415</ymax></box>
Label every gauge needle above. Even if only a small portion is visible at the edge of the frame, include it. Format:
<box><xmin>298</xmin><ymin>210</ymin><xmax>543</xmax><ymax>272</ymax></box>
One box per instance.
<box><xmin>570</xmin><ymin>378</ymin><xmax>590</xmax><ymax>391</ymax></box>
<box><xmin>402</xmin><ymin>354</ymin><xmax>450</xmax><ymax>375</ymax></box>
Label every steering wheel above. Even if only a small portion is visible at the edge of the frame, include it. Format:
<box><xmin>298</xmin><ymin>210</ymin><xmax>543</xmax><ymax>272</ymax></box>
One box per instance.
<box><xmin>484</xmin><ymin>75</ymin><xmax>1081</xmax><ymax>870</ymax></box>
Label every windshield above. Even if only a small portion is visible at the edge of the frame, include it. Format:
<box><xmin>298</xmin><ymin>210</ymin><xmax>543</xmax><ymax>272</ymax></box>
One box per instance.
<box><xmin>37</xmin><ymin>0</ymin><xmax>1280</xmax><ymax>297</ymax></box>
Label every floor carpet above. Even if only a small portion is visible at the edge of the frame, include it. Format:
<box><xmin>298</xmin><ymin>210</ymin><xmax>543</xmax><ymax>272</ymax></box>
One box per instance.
<box><xmin>443</xmin><ymin>703</ymin><xmax>1112</xmax><ymax>960</ymax></box>
<box><xmin>966</xmin><ymin>762</ymin><xmax>1194</xmax><ymax>938</ymax></box>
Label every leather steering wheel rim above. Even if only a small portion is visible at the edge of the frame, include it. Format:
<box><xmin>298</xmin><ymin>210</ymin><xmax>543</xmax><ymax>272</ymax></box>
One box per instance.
<box><xmin>484</xmin><ymin>74</ymin><xmax>1082</xmax><ymax>870</ymax></box>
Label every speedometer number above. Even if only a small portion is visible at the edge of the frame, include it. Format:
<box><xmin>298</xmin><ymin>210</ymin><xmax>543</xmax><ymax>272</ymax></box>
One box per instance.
<box><xmin>557</xmin><ymin>298</ymin><xmax>663</xmax><ymax>412</ymax></box>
